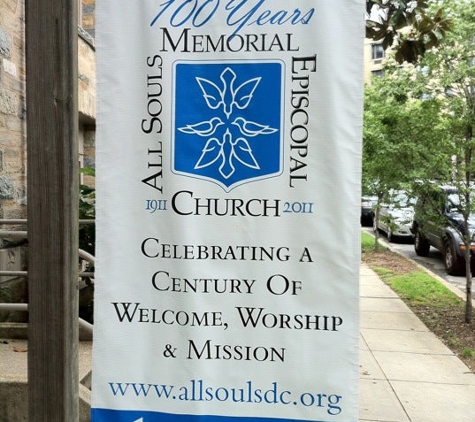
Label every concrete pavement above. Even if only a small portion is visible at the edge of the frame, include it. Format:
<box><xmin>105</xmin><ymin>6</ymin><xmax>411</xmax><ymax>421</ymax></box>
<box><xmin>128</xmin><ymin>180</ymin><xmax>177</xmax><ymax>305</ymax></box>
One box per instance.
<box><xmin>1</xmin><ymin>265</ymin><xmax>475</xmax><ymax>421</ymax></box>
<box><xmin>359</xmin><ymin>264</ymin><xmax>475</xmax><ymax>421</ymax></box>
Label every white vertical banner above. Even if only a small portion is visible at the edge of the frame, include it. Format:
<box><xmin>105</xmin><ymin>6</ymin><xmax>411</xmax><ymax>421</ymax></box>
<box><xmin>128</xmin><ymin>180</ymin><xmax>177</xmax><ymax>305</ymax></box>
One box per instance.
<box><xmin>92</xmin><ymin>2</ymin><xmax>364</xmax><ymax>422</ymax></box>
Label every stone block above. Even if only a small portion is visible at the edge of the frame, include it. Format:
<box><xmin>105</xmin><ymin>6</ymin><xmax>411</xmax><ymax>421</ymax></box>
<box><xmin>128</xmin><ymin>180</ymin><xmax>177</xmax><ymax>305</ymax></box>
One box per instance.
<box><xmin>0</xmin><ymin>27</ymin><xmax>12</xmax><ymax>58</ymax></box>
<box><xmin>0</xmin><ymin>246</ymin><xmax>22</xmax><ymax>281</ymax></box>
<box><xmin>0</xmin><ymin>87</ymin><xmax>18</xmax><ymax>116</ymax></box>
<box><xmin>0</xmin><ymin>176</ymin><xmax>14</xmax><ymax>199</ymax></box>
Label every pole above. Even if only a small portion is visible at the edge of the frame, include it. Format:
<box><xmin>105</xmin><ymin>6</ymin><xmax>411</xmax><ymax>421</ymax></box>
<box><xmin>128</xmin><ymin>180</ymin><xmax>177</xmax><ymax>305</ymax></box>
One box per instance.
<box><xmin>26</xmin><ymin>0</ymin><xmax>79</xmax><ymax>420</ymax></box>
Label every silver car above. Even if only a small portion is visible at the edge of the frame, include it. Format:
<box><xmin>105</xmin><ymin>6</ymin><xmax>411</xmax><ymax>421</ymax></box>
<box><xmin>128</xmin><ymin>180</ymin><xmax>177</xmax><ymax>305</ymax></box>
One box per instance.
<box><xmin>374</xmin><ymin>191</ymin><xmax>414</xmax><ymax>242</ymax></box>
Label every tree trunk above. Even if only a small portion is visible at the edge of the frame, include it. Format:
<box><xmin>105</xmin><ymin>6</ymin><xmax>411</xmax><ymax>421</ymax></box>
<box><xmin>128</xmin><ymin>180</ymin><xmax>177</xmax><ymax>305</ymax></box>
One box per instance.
<box><xmin>466</xmin><ymin>259</ymin><xmax>473</xmax><ymax>323</ymax></box>
<box><xmin>374</xmin><ymin>206</ymin><xmax>381</xmax><ymax>252</ymax></box>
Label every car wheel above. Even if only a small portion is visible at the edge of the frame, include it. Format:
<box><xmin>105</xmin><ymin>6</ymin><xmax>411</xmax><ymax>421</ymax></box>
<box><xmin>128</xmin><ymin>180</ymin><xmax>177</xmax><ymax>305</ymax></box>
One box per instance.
<box><xmin>443</xmin><ymin>241</ymin><xmax>464</xmax><ymax>276</ymax></box>
<box><xmin>414</xmin><ymin>229</ymin><xmax>430</xmax><ymax>256</ymax></box>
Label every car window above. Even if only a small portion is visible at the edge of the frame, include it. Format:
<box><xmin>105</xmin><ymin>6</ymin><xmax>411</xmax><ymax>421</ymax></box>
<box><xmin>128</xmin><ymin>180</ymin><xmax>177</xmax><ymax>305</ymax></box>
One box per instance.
<box><xmin>447</xmin><ymin>193</ymin><xmax>475</xmax><ymax>210</ymax></box>
<box><xmin>447</xmin><ymin>194</ymin><xmax>460</xmax><ymax>211</ymax></box>
<box><xmin>394</xmin><ymin>194</ymin><xmax>414</xmax><ymax>207</ymax></box>
<box><xmin>386</xmin><ymin>192</ymin><xmax>414</xmax><ymax>208</ymax></box>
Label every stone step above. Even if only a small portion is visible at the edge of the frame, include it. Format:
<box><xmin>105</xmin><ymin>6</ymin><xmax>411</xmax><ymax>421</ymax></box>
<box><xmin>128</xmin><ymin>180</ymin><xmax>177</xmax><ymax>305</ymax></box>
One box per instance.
<box><xmin>0</xmin><ymin>329</ymin><xmax>92</xmax><ymax>421</ymax></box>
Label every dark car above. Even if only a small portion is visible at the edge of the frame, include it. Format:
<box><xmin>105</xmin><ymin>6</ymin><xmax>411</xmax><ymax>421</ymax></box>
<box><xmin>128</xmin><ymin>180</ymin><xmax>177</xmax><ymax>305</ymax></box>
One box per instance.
<box><xmin>361</xmin><ymin>195</ymin><xmax>377</xmax><ymax>226</ymax></box>
<box><xmin>411</xmin><ymin>185</ymin><xmax>475</xmax><ymax>275</ymax></box>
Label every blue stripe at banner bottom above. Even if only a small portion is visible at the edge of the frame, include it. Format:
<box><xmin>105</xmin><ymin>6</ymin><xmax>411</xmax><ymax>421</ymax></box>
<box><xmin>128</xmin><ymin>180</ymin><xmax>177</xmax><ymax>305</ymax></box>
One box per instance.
<box><xmin>90</xmin><ymin>409</ymin><xmax>356</xmax><ymax>422</ymax></box>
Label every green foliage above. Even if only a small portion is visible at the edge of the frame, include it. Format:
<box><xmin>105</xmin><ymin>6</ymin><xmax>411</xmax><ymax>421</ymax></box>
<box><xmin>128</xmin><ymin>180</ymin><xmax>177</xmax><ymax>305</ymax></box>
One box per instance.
<box><xmin>361</xmin><ymin>231</ymin><xmax>379</xmax><ymax>250</ymax></box>
<box><xmin>364</xmin><ymin>3</ymin><xmax>475</xmax><ymax>320</ymax></box>
<box><xmin>79</xmin><ymin>167</ymin><xmax>96</xmax><ymax>255</ymax></box>
<box><xmin>363</xmin><ymin>0</ymin><xmax>475</xmax><ymax>202</ymax></box>
<box><xmin>371</xmin><ymin>266</ymin><xmax>392</xmax><ymax>277</ymax></box>
<box><xmin>366</xmin><ymin>0</ymin><xmax>452</xmax><ymax>63</ymax></box>
<box><xmin>363</xmin><ymin>69</ymin><xmax>449</xmax><ymax>205</ymax></box>
<box><xmin>414</xmin><ymin>3</ymin><xmax>475</xmax><ymax>303</ymax></box>
<box><xmin>362</xmin><ymin>229</ymin><xmax>388</xmax><ymax>253</ymax></box>
<box><xmin>383</xmin><ymin>271</ymin><xmax>463</xmax><ymax>308</ymax></box>
<box><xmin>462</xmin><ymin>347</ymin><xmax>475</xmax><ymax>358</ymax></box>
<box><xmin>361</xmin><ymin>234</ymin><xmax>461</xmax><ymax>309</ymax></box>
<box><xmin>78</xmin><ymin>167</ymin><xmax>96</xmax><ymax>323</ymax></box>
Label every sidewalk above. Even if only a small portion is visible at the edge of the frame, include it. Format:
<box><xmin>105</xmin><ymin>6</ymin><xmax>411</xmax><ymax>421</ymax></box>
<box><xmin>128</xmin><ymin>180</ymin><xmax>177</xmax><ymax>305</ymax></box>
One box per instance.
<box><xmin>359</xmin><ymin>264</ymin><xmax>475</xmax><ymax>421</ymax></box>
<box><xmin>2</xmin><ymin>265</ymin><xmax>475</xmax><ymax>421</ymax></box>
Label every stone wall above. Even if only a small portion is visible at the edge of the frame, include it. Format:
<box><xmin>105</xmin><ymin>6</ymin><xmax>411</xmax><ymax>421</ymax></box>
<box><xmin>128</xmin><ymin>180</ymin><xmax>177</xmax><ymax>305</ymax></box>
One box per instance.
<box><xmin>0</xmin><ymin>0</ymin><xmax>26</xmax><ymax>221</ymax></box>
<box><xmin>0</xmin><ymin>0</ymin><xmax>97</xmax><ymax>221</ymax></box>
<box><xmin>81</xmin><ymin>0</ymin><xmax>96</xmax><ymax>39</ymax></box>
<box><xmin>0</xmin><ymin>0</ymin><xmax>97</xmax><ymax>321</ymax></box>
<box><xmin>79</xmin><ymin>27</ymin><xmax>97</xmax><ymax>187</ymax></box>
<box><xmin>0</xmin><ymin>0</ymin><xmax>27</xmax><ymax>322</ymax></box>
<box><xmin>79</xmin><ymin>30</ymin><xmax>96</xmax><ymax>123</ymax></box>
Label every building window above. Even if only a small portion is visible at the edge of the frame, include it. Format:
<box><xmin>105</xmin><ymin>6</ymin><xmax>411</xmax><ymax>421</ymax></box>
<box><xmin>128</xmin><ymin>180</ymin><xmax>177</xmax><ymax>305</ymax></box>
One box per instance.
<box><xmin>371</xmin><ymin>44</ymin><xmax>385</xmax><ymax>61</ymax></box>
<box><xmin>371</xmin><ymin>69</ymin><xmax>385</xmax><ymax>78</ymax></box>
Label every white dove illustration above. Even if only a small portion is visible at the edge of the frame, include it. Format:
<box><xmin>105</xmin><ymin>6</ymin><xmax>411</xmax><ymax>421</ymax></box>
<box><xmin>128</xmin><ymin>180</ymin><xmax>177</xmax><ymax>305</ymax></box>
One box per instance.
<box><xmin>232</xmin><ymin>117</ymin><xmax>278</xmax><ymax>137</ymax></box>
<box><xmin>178</xmin><ymin>117</ymin><xmax>224</xmax><ymax>136</ymax></box>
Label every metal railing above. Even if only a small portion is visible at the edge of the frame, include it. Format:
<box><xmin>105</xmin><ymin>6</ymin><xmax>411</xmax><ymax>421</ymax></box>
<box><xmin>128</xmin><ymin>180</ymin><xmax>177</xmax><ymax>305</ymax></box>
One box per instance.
<box><xmin>0</xmin><ymin>218</ymin><xmax>95</xmax><ymax>335</ymax></box>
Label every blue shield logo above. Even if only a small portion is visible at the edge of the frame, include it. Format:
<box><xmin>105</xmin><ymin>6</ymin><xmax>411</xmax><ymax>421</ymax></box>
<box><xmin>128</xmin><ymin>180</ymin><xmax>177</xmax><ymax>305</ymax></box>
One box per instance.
<box><xmin>173</xmin><ymin>61</ymin><xmax>283</xmax><ymax>191</ymax></box>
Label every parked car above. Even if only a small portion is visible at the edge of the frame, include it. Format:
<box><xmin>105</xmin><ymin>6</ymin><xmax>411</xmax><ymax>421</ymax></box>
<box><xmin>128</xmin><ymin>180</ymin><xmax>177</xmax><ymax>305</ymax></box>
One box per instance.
<box><xmin>374</xmin><ymin>191</ymin><xmax>414</xmax><ymax>242</ymax></box>
<box><xmin>361</xmin><ymin>195</ymin><xmax>377</xmax><ymax>226</ymax></box>
<box><xmin>411</xmin><ymin>185</ymin><xmax>475</xmax><ymax>275</ymax></box>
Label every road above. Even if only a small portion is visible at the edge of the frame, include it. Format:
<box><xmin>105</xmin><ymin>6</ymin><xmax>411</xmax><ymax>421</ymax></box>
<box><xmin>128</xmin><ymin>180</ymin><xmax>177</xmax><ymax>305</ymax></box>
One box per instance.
<box><xmin>362</xmin><ymin>227</ymin><xmax>469</xmax><ymax>295</ymax></box>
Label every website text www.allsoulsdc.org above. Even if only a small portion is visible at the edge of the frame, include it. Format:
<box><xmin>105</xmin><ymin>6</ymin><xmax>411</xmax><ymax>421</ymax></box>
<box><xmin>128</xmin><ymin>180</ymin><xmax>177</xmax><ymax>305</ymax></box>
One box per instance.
<box><xmin>107</xmin><ymin>379</ymin><xmax>343</xmax><ymax>416</ymax></box>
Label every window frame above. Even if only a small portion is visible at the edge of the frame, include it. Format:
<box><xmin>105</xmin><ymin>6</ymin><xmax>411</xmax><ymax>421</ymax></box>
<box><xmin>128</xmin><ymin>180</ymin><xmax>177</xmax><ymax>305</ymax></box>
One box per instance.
<box><xmin>371</xmin><ymin>44</ymin><xmax>385</xmax><ymax>61</ymax></box>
